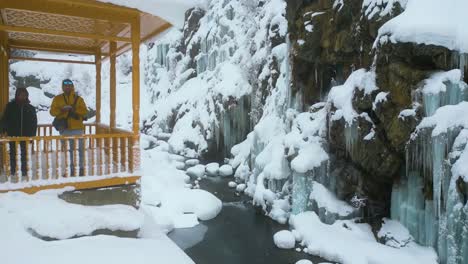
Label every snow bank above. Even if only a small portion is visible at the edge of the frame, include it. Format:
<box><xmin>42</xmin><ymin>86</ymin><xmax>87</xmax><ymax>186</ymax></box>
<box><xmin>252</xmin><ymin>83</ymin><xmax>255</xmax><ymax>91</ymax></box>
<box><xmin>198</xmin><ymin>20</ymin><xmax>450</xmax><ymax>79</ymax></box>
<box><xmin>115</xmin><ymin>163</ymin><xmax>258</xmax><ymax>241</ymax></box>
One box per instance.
<box><xmin>0</xmin><ymin>190</ymin><xmax>142</xmax><ymax>240</ymax></box>
<box><xmin>290</xmin><ymin>212</ymin><xmax>438</xmax><ymax>264</ymax></box>
<box><xmin>0</xmin><ymin>190</ymin><xmax>194</xmax><ymax>264</ymax></box>
<box><xmin>377</xmin><ymin>0</ymin><xmax>468</xmax><ymax>53</ymax></box>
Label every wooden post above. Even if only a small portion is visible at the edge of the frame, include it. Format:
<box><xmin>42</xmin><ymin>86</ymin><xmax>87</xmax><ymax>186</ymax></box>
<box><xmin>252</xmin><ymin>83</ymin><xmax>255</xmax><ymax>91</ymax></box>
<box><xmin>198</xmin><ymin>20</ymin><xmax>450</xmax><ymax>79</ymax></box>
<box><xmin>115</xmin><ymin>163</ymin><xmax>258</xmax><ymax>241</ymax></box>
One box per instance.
<box><xmin>110</xmin><ymin>42</ymin><xmax>117</xmax><ymax>129</ymax></box>
<box><xmin>131</xmin><ymin>17</ymin><xmax>141</xmax><ymax>173</ymax></box>
<box><xmin>95</xmin><ymin>51</ymin><xmax>102</xmax><ymax>124</ymax></box>
<box><xmin>131</xmin><ymin>19</ymin><xmax>140</xmax><ymax>135</ymax></box>
<box><xmin>0</xmin><ymin>31</ymin><xmax>9</xmax><ymax>112</ymax></box>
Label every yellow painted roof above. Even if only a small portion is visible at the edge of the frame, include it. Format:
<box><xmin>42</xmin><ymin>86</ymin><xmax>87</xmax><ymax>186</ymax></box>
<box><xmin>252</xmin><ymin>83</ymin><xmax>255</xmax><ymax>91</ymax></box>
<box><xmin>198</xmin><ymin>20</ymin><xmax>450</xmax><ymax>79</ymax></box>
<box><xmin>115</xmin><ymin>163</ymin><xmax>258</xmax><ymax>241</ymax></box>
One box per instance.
<box><xmin>0</xmin><ymin>0</ymin><xmax>171</xmax><ymax>55</ymax></box>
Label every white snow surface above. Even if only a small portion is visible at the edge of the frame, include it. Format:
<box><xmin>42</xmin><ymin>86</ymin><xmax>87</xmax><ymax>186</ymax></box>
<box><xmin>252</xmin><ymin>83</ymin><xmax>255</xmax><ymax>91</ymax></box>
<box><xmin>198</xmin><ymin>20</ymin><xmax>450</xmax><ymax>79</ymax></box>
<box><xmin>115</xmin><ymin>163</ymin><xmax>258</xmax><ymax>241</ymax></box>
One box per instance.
<box><xmin>451</xmin><ymin>129</ymin><xmax>468</xmax><ymax>182</ymax></box>
<box><xmin>377</xmin><ymin>0</ymin><xmax>468</xmax><ymax>53</ymax></box>
<box><xmin>328</xmin><ymin>69</ymin><xmax>378</xmax><ymax>124</ymax></box>
<box><xmin>398</xmin><ymin>109</ymin><xmax>416</xmax><ymax>119</ymax></box>
<box><xmin>290</xmin><ymin>212</ymin><xmax>438</xmax><ymax>264</ymax></box>
<box><xmin>309</xmin><ymin>182</ymin><xmax>355</xmax><ymax>217</ymax></box>
<box><xmin>417</xmin><ymin>101</ymin><xmax>468</xmax><ymax>137</ymax></box>
<box><xmin>0</xmin><ymin>189</ymin><xmax>142</xmax><ymax>240</ymax></box>
<box><xmin>422</xmin><ymin>69</ymin><xmax>464</xmax><ymax>95</ymax></box>
<box><xmin>372</xmin><ymin>91</ymin><xmax>388</xmax><ymax>110</ymax></box>
<box><xmin>378</xmin><ymin>218</ymin><xmax>413</xmax><ymax>248</ymax></box>
<box><xmin>0</xmin><ymin>189</ymin><xmax>194</xmax><ymax>264</ymax></box>
<box><xmin>273</xmin><ymin>230</ymin><xmax>296</xmax><ymax>249</ymax></box>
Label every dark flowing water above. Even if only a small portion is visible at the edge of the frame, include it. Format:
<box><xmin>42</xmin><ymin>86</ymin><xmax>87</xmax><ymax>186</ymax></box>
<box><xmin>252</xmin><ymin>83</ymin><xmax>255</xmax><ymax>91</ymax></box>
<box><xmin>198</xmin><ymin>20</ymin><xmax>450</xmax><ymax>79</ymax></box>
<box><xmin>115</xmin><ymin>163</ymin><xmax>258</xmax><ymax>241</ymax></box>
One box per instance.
<box><xmin>168</xmin><ymin>177</ymin><xmax>327</xmax><ymax>264</ymax></box>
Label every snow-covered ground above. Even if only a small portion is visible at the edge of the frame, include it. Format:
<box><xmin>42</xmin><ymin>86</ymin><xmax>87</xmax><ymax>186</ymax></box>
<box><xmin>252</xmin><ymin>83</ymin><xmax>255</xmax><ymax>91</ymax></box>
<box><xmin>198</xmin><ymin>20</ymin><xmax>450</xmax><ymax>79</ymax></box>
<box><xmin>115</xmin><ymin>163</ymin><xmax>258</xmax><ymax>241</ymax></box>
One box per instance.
<box><xmin>0</xmin><ymin>188</ymin><xmax>194</xmax><ymax>264</ymax></box>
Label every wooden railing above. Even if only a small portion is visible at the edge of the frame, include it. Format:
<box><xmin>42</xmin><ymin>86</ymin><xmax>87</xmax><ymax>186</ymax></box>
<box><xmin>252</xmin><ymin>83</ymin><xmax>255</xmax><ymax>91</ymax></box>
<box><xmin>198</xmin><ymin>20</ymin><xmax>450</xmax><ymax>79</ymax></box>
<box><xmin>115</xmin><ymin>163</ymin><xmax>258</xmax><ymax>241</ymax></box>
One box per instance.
<box><xmin>0</xmin><ymin>124</ymin><xmax>139</xmax><ymax>188</ymax></box>
<box><xmin>37</xmin><ymin>123</ymin><xmax>98</xmax><ymax>137</ymax></box>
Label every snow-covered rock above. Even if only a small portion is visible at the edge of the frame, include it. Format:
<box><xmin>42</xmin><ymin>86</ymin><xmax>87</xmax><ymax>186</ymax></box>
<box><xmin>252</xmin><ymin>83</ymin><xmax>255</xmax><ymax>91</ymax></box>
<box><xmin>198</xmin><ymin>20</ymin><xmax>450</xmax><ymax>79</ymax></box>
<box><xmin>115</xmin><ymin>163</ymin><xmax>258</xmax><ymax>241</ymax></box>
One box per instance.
<box><xmin>295</xmin><ymin>260</ymin><xmax>313</xmax><ymax>264</ymax></box>
<box><xmin>174</xmin><ymin>161</ymin><xmax>186</xmax><ymax>170</ymax></box>
<box><xmin>273</xmin><ymin>230</ymin><xmax>296</xmax><ymax>249</ymax></box>
<box><xmin>219</xmin><ymin>164</ymin><xmax>233</xmax><ymax>177</ymax></box>
<box><xmin>228</xmin><ymin>181</ymin><xmax>237</xmax><ymax>188</ymax></box>
<box><xmin>235</xmin><ymin>183</ymin><xmax>246</xmax><ymax>192</ymax></box>
<box><xmin>185</xmin><ymin>159</ymin><xmax>200</xmax><ymax>167</ymax></box>
<box><xmin>186</xmin><ymin>165</ymin><xmax>206</xmax><ymax>178</ymax></box>
<box><xmin>206</xmin><ymin>162</ymin><xmax>220</xmax><ymax>176</ymax></box>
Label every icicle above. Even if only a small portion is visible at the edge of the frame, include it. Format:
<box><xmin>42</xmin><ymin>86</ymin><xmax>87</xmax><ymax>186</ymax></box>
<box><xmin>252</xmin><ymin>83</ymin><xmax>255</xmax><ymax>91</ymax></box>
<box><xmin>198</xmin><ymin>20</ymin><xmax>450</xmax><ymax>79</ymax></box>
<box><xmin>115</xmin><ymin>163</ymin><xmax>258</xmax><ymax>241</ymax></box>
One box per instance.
<box><xmin>344</xmin><ymin>121</ymin><xmax>358</xmax><ymax>158</ymax></box>
<box><xmin>291</xmin><ymin>171</ymin><xmax>313</xmax><ymax>215</ymax></box>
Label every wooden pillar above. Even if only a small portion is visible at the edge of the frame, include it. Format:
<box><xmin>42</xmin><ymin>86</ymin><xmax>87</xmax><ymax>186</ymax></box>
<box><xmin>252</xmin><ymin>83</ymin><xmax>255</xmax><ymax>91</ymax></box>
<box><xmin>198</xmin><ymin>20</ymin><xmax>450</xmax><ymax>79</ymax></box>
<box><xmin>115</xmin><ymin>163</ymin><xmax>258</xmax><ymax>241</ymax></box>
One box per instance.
<box><xmin>109</xmin><ymin>42</ymin><xmax>117</xmax><ymax>129</ymax></box>
<box><xmin>95</xmin><ymin>50</ymin><xmax>102</xmax><ymax>124</ymax></box>
<box><xmin>0</xmin><ymin>33</ymin><xmax>4</xmax><ymax>112</ymax></box>
<box><xmin>131</xmin><ymin>17</ymin><xmax>140</xmax><ymax>173</ymax></box>
<box><xmin>131</xmin><ymin>19</ymin><xmax>140</xmax><ymax>135</ymax></box>
<box><xmin>0</xmin><ymin>31</ymin><xmax>8</xmax><ymax>111</ymax></box>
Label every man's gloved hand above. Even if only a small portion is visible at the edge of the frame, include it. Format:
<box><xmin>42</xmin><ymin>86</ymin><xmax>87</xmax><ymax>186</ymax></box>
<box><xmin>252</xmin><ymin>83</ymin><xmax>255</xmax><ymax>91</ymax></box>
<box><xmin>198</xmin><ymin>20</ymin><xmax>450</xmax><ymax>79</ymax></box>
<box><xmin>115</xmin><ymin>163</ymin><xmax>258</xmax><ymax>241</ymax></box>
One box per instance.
<box><xmin>61</xmin><ymin>105</ymin><xmax>72</xmax><ymax>113</ymax></box>
<box><xmin>69</xmin><ymin>111</ymin><xmax>81</xmax><ymax>120</ymax></box>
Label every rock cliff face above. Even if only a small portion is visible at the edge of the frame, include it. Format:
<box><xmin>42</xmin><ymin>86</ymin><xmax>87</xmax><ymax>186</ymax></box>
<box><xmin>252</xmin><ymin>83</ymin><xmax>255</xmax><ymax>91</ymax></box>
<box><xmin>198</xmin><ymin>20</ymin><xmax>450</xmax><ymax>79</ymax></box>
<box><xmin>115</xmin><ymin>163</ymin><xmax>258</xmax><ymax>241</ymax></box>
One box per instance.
<box><xmin>287</xmin><ymin>0</ymin><xmax>467</xmax><ymax>223</ymax></box>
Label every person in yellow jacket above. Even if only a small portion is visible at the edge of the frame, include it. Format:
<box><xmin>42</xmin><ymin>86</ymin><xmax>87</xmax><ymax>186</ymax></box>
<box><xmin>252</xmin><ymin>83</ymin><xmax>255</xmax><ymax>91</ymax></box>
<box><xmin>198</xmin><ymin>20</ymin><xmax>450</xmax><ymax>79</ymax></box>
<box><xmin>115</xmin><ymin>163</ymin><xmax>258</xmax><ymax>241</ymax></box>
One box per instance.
<box><xmin>50</xmin><ymin>79</ymin><xmax>88</xmax><ymax>176</ymax></box>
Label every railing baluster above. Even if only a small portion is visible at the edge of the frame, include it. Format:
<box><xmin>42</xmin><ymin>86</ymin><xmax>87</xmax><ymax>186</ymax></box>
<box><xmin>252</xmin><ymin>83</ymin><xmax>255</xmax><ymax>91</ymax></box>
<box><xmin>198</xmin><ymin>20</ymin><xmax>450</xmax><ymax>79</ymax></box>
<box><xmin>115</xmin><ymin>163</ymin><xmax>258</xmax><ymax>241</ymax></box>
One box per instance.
<box><xmin>82</xmin><ymin>137</ymin><xmax>87</xmax><ymax>176</ymax></box>
<box><xmin>90</xmin><ymin>137</ymin><xmax>95</xmax><ymax>176</ymax></box>
<box><xmin>47</xmin><ymin>139</ymin><xmax>53</xmax><ymax>179</ymax></box>
<box><xmin>25</xmin><ymin>140</ymin><xmax>31</xmax><ymax>182</ymax></box>
<box><xmin>124</xmin><ymin>137</ymin><xmax>129</xmax><ymax>173</ymax></box>
<box><xmin>115</xmin><ymin>137</ymin><xmax>122</xmax><ymax>173</ymax></box>
<box><xmin>108</xmin><ymin>137</ymin><xmax>113</xmax><ymax>174</ymax></box>
<box><xmin>15</xmin><ymin>141</ymin><xmax>20</xmax><ymax>181</ymax></box>
<box><xmin>64</xmin><ymin>139</ymin><xmax>70</xmax><ymax>178</ymax></box>
<box><xmin>55</xmin><ymin>139</ymin><xmax>60</xmax><ymax>179</ymax></box>
<box><xmin>35</xmin><ymin>139</ymin><xmax>41</xmax><ymax>180</ymax></box>
<box><xmin>101</xmin><ymin>138</ymin><xmax>107</xmax><ymax>175</ymax></box>
<box><xmin>96</xmin><ymin>138</ymin><xmax>104</xmax><ymax>175</ymax></box>
<box><xmin>44</xmin><ymin>139</ymin><xmax>48</xmax><ymax>180</ymax></box>
<box><xmin>73</xmin><ymin>138</ymin><xmax>78</xmax><ymax>177</ymax></box>
<box><xmin>4</xmin><ymin>142</ymin><xmax>10</xmax><ymax>181</ymax></box>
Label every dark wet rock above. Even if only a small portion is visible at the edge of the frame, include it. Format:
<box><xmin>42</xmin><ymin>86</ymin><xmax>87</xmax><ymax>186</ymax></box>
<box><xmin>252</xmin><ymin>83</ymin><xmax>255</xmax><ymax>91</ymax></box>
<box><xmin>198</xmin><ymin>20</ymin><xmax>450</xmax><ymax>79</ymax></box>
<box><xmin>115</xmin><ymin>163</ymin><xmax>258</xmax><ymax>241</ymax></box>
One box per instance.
<box><xmin>181</xmin><ymin>8</ymin><xmax>206</xmax><ymax>55</ymax></box>
<box><xmin>10</xmin><ymin>71</ymin><xmax>50</xmax><ymax>89</ymax></box>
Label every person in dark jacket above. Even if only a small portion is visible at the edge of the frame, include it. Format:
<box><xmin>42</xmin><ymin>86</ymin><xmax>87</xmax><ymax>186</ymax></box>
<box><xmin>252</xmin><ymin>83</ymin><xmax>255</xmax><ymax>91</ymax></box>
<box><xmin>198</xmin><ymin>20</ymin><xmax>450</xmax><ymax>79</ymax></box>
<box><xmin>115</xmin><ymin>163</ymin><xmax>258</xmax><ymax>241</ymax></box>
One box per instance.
<box><xmin>0</xmin><ymin>87</ymin><xmax>38</xmax><ymax>176</ymax></box>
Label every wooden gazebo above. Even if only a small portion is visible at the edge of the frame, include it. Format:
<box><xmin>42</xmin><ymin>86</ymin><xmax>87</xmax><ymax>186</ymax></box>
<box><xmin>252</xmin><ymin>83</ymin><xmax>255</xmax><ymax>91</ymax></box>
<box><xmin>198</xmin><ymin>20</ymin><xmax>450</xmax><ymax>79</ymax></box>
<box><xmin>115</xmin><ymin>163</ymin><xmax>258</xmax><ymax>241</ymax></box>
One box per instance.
<box><xmin>0</xmin><ymin>0</ymin><xmax>171</xmax><ymax>193</ymax></box>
